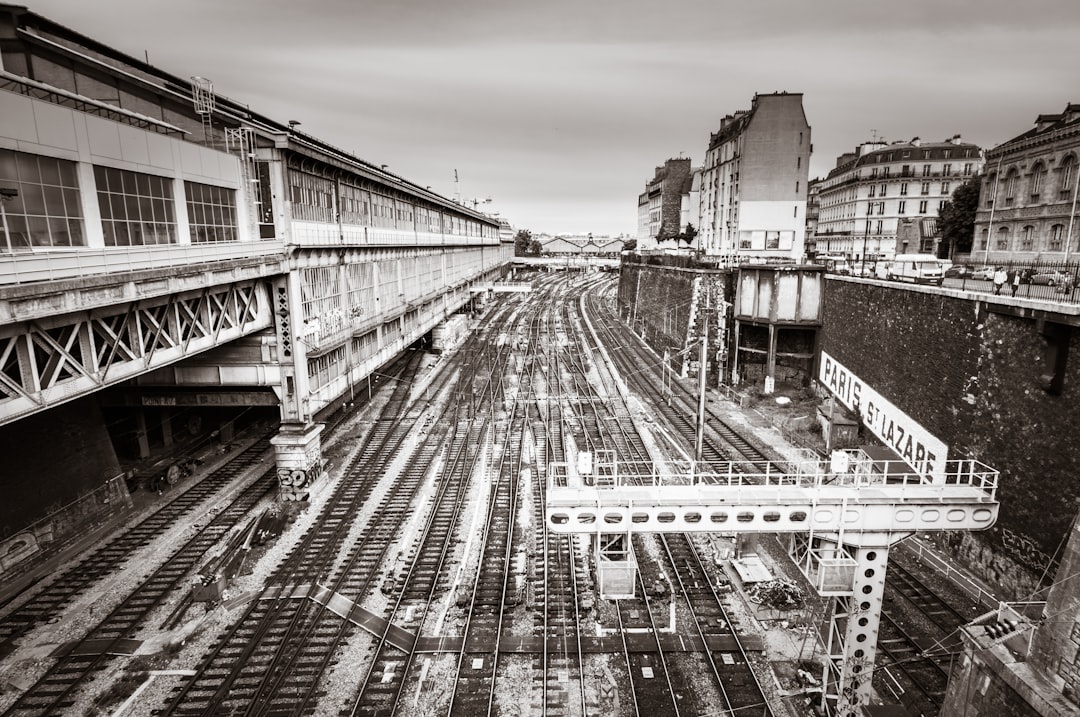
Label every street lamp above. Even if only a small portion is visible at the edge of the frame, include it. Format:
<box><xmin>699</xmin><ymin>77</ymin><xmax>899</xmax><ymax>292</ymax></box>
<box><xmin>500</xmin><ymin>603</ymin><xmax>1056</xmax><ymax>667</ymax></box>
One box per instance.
<box><xmin>1</xmin><ymin>187</ymin><xmax>18</xmax><ymax>254</ymax></box>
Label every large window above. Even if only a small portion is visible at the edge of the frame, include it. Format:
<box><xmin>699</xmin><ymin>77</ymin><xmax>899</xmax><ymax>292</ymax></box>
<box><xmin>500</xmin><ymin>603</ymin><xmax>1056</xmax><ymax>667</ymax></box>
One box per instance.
<box><xmin>1004</xmin><ymin>169</ymin><xmax>1019</xmax><ymax>206</ymax></box>
<box><xmin>94</xmin><ymin>166</ymin><xmax>175</xmax><ymax>246</ymax></box>
<box><xmin>185</xmin><ymin>181</ymin><xmax>237</xmax><ymax>242</ymax></box>
<box><xmin>1062</xmin><ymin>155</ymin><xmax>1078</xmax><ymax>200</ymax></box>
<box><xmin>1050</xmin><ymin>224</ymin><xmax>1064</xmax><ymax>251</ymax></box>
<box><xmin>0</xmin><ymin>149</ymin><xmax>84</xmax><ymax>251</ymax></box>
<box><xmin>996</xmin><ymin>227</ymin><xmax>1010</xmax><ymax>250</ymax></box>
<box><xmin>288</xmin><ymin>169</ymin><xmax>334</xmax><ymax>223</ymax></box>
<box><xmin>1021</xmin><ymin>225</ymin><xmax>1034</xmax><ymax>251</ymax></box>
<box><xmin>1030</xmin><ymin>163</ymin><xmax>1046</xmax><ymax>199</ymax></box>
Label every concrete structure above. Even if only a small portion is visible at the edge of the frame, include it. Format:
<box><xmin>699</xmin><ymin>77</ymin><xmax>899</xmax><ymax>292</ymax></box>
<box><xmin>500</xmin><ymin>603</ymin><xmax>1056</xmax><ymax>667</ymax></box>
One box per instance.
<box><xmin>973</xmin><ymin>104</ymin><xmax>1080</xmax><ymax>266</ymax></box>
<box><xmin>941</xmin><ymin>508</ymin><xmax>1080</xmax><ymax>716</ymax></box>
<box><xmin>619</xmin><ymin>255</ymin><xmax>1080</xmax><ymax>599</ymax></box>
<box><xmin>697</xmin><ymin>92</ymin><xmax>811</xmax><ymax>261</ymax></box>
<box><xmin>0</xmin><ymin>4</ymin><xmax>510</xmax><ymax>575</ymax></box>
<box><xmin>815</xmin><ymin>136</ymin><xmax>984</xmax><ymax>261</ymax></box>
<box><xmin>635</xmin><ymin>158</ymin><xmax>693</xmax><ymax>249</ymax></box>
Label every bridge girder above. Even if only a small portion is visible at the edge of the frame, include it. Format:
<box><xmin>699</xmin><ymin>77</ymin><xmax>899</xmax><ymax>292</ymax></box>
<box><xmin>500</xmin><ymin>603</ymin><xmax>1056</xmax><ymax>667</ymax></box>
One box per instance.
<box><xmin>0</xmin><ymin>280</ymin><xmax>272</xmax><ymax>426</ymax></box>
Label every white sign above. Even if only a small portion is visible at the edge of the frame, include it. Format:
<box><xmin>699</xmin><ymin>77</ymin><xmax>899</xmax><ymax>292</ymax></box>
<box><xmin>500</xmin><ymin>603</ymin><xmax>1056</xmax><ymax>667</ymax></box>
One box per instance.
<box><xmin>819</xmin><ymin>351</ymin><xmax>948</xmax><ymax>480</ymax></box>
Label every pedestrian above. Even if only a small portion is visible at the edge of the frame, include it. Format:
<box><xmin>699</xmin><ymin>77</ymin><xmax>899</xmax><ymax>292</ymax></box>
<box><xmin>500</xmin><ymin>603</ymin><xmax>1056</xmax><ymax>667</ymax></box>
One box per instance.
<box><xmin>1011</xmin><ymin>269</ymin><xmax>1022</xmax><ymax>297</ymax></box>
<box><xmin>993</xmin><ymin>267</ymin><xmax>1008</xmax><ymax>295</ymax></box>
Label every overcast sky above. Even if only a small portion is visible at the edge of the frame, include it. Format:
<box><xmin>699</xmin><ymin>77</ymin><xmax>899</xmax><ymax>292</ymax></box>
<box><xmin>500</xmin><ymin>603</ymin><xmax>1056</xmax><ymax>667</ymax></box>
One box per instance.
<box><xmin>29</xmin><ymin>0</ymin><xmax>1080</xmax><ymax>236</ymax></box>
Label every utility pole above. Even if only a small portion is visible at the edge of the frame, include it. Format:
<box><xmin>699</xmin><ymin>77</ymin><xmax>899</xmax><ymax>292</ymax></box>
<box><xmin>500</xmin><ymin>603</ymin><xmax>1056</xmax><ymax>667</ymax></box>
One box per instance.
<box><xmin>695</xmin><ymin>292</ymin><xmax>709</xmax><ymax>470</ymax></box>
<box><xmin>1065</xmin><ymin>157</ymin><xmax>1080</xmax><ymax>265</ymax></box>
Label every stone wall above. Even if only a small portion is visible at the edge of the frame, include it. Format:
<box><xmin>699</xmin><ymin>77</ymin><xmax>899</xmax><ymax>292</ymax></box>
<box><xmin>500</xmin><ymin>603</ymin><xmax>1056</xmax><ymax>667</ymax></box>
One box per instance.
<box><xmin>821</xmin><ymin>278</ymin><xmax>1080</xmax><ymax>596</ymax></box>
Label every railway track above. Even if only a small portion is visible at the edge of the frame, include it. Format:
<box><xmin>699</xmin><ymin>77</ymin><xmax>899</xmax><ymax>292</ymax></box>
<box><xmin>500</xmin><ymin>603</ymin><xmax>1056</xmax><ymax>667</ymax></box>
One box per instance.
<box><xmin>0</xmin><ymin>271</ymin><xmax>992</xmax><ymax>717</ymax></box>
<box><xmin>0</xmin><ymin>435</ymin><xmax>274</xmax><ymax>650</ymax></box>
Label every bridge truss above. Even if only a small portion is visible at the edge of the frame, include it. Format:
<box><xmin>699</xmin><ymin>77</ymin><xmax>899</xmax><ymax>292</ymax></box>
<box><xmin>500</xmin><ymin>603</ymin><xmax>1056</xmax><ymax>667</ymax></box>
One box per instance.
<box><xmin>0</xmin><ymin>280</ymin><xmax>272</xmax><ymax>426</ymax></box>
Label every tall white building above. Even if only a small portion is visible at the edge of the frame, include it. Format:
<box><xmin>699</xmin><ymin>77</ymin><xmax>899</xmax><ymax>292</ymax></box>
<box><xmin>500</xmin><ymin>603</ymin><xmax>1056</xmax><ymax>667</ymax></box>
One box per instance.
<box><xmin>698</xmin><ymin>92</ymin><xmax>811</xmax><ymax>261</ymax></box>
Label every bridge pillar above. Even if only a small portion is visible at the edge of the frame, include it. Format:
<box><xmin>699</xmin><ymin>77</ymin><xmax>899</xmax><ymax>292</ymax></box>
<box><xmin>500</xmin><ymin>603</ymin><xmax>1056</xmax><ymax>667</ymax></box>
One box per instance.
<box><xmin>829</xmin><ymin>540</ymin><xmax>893</xmax><ymax>717</ymax></box>
<box><xmin>270</xmin><ymin>422</ymin><xmax>325</xmax><ymax>502</ymax></box>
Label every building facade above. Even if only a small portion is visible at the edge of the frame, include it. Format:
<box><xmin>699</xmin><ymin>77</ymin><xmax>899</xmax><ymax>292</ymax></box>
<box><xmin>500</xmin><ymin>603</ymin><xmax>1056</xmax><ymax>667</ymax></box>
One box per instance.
<box><xmin>805</xmin><ymin>178</ymin><xmax>821</xmax><ymax>257</ymax></box>
<box><xmin>635</xmin><ymin>158</ymin><xmax>692</xmax><ymax>249</ymax></box>
<box><xmin>697</xmin><ymin>92</ymin><xmax>810</xmax><ymax>261</ymax></box>
<box><xmin>971</xmin><ymin>104</ymin><xmax>1080</xmax><ymax>265</ymax></box>
<box><xmin>815</xmin><ymin>136</ymin><xmax>984</xmax><ymax>261</ymax></box>
<box><xmin>0</xmin><ymin>3</ymin><xmax>508</xmax><ymax>550</ymax></box>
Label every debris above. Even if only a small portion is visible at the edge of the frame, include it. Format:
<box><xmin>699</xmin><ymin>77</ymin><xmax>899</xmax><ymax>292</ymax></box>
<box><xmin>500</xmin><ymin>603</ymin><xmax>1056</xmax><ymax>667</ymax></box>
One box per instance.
<box><xmin>746</xmin><ymin>579</ymin><xmax>804</xmax><ymax>610</ymax></box>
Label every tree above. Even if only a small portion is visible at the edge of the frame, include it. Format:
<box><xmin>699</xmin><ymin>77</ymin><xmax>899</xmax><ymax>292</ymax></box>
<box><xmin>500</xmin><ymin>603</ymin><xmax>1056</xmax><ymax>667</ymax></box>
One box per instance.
<box><xmin>513</xmin><ymin>229</ymin><xmax>534</xmax><ymax>257</ymax></box>
<box><xmin>622</xmin><ymin>239</ymin><xmax>637</xmax><ymax>252</ymax></box>
<box><xmin>677</xmin><ymin>223</ymin><xmax>698</xmax><ymax>247</ymax></box>
<box><xmin>938</xmin><ymin>174</ymin><xmax>982</xmax><ymax>257</ymax></box>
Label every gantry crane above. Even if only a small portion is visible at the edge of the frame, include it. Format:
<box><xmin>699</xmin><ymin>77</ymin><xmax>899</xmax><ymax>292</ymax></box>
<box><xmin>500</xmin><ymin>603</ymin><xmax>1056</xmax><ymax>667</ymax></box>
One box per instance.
<box><xmin>545</xmin><ymin>449</ymin><xmax>998</xmax><ymax>717</ymax></box>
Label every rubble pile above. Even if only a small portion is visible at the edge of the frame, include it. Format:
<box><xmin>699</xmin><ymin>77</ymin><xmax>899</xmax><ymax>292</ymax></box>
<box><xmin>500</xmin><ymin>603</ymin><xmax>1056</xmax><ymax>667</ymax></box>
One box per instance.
<box><xmin>746</xmin><ymin>579</ymin><xmax>804</xmax><ymax>610</ymax></box>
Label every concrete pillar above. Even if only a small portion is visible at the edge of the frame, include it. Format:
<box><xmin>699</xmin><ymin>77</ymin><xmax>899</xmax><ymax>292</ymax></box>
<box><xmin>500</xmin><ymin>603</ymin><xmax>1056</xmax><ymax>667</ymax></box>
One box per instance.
<box><xmin>270</xmin><ymin>422</ymin><xmax>325</xmax><ymax>502</ymax></box>
<box><xmin>135</xmin><ymin>408</ymin><xmax>150</xmax><ymax>459</ymax></box>
<box><xmin>161</xmin><ymin>410</ymin><xmax>174</xmax><ymax>449</ymax></box>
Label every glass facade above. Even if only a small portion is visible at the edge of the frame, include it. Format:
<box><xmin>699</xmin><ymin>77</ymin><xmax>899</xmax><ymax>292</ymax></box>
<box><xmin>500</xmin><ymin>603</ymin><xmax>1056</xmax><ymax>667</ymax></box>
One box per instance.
<box><xmin>185</xmin><ymin>181</ymin><xmax>238</xmax><ymax>242</ymax></box>
<box><xmin>0</xmin><ymin>148</ymin><xmax>84</xmax><ymax>251</ymax></box>
<box><xmin>94</xmin><ymin>165</ymin><xmax>175</xmax><ymax>246</ymax></box>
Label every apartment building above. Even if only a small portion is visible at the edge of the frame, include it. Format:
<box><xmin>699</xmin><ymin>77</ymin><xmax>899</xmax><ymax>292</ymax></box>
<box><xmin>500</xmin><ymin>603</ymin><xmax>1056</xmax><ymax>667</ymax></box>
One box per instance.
<box><xmin>815</xmin><ymin>136</ymin><xmax>984</xmax><ymax>261</ymax></box>
<box><xmin>697</xmin><ymin>92</ymin><xmax>810</xmax><ymax>261</ymax></box>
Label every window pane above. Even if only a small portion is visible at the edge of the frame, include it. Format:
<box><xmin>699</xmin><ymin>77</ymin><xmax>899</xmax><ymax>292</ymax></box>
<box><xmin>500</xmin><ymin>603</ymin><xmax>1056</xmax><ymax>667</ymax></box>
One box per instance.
<box><xmin>108</xmin><ymin>167</ymin><xmax>125</xmax><ymax>194</ymax></box>
<box><xmin>58</xmin><ymin>161</ymin><xmax>78</xmax><ymax>187</ymax></box>
<box><xmin>68</xmin><ymin>218</ymin><xmax>84</xmax><ymax>245</ymax></box>
<box><xmin>22</xmin><ymin>185</ymin><xmax>46</xmax><ymax>214</ymax></box>
<box><xmin>27</xmin><ymin>215</ymin><xmax>49</xmax><ymax>246</ymax></box>
<box><xmin>49</xmin><ymin>217</ymin><xmax>70</xmax><ymax>246</ymax></box>
<box><xmin>63</xmin><ymin>188</ymin><xmax>82</xmax><ymax>217</ymax></box>
<box><xmin>113</xmin><ymin>222</ymin><xmax>131</xmax><ymax>246</ymax></box>
<box><xmin>39</xmin><ymin>158</ymin><xmax>61</xmax><ymax>186</ymax></box>
<box><xmin>0</xmin><ymin>150</ymin><xmax>16</xmax><ymax>181</ymax></box>
<box><xmin>16</xmin><ymin>153</ymin><xmax>40</xmax><ymax>183</ymax></box>
<box><xmin>42</xmin><ymin>185</ymin><xmax>64</xmax><ymax>215</ymax></box>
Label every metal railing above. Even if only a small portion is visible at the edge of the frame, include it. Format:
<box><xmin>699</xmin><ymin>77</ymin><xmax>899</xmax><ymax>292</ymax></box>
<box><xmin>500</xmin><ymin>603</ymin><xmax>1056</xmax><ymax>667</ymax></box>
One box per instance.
<box><xmin>0</xmin><ymin>241</ymin><xmax>285</xmax><ymax>287</ymax></box>
<box><xmin>943</xmin><ymin>259</ymin><xmax>1080</xmax><ymax>305</ymax></box>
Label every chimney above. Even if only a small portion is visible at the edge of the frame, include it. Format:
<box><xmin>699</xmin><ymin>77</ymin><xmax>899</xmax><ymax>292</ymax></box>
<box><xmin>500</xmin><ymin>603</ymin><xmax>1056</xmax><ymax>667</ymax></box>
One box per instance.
<box><xmin>911</xmin><ymin>137</ymin><xmax>921</xmax><ymax>147</ymax></box>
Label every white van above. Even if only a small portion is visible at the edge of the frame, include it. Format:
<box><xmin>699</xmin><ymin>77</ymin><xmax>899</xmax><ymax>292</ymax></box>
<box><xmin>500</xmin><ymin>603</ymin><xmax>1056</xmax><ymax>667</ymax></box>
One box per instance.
<box><xmin>818</xmin><ymin>255</ymin><xmax>851</xmax><ymax>276</ymax></box>
<box><xmin>884</xmin><ymin>254</ymin><xmax>944</xmax><ymax>286</ymax></box>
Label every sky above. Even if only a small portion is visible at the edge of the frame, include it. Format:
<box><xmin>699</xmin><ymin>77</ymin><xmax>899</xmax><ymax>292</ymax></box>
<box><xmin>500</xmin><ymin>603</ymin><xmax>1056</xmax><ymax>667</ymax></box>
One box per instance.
<box><xmin>26</xmin><ymin>0</ymin><xmax>1080</xmax><ymax>236</ymax></box>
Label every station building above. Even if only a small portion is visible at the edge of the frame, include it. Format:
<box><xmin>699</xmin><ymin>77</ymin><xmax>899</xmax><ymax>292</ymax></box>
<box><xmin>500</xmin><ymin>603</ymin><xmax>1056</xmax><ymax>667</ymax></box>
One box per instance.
<box><xmin>0</xmin><ymin>3</ymin><xmax>510</xmax><ymax>576</ymax></box>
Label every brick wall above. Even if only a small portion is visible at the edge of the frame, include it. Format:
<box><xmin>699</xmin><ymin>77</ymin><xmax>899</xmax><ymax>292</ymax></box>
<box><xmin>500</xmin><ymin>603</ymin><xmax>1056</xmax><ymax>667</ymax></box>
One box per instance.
<box><xmin>821</xmin><ymin>279</ymin><xmax>1080</xmax><ymax>595</ymax></box>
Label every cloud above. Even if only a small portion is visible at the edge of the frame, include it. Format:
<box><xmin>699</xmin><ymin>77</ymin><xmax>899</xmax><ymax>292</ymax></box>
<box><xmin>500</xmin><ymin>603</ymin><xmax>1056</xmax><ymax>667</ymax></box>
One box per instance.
<box><xmin>25</xmin><ymin>0</ymin><xmax>1080</xmax><ymax>235</ymax></box>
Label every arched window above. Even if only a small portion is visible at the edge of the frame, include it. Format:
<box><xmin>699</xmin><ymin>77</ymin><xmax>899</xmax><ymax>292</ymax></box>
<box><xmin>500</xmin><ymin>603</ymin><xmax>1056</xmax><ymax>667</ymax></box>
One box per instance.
<box><xmin>1021</xmin><ymin>225</ymin><xmax>1034</xmax><ymax>251</ymax></box>
<box><xmin>980</xmin><ymin>228</ymin><xmax>989</xmax><ymax>250</ymax></box>
<box><xmin>1062</xmin><ymin>155</ymin><xmax>1078</xmax><ymax>201</ymax></box>
<box><xmin>1049</xmin><ymin>224</ymin><xmax>1064</xmax><ymax>251</ymax></box>
<box><xmin>1030</xmin><ymin>162</ymin><xmax>1047</xmax><ymax>199</ymax></box>
<box><xmin>996</xmin><ymin>226</ymin><xmax>1010</xmax><ymax>250</ymax></box>
<box><xmin>1004</xmin><ymin>169</ymin><xmax>1020</xmax><ymax>205</ymax></box>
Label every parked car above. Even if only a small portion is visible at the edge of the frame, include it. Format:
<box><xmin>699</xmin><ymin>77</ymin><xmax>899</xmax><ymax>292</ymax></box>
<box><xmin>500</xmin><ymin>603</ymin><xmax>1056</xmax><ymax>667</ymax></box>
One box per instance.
<box><xmin>1030</xmin><ymin>270</ymin><xmax>1070</xmax><ymax>286</ymax></box>
<box><xmin>944</xmin><ymin>265</ymin><xmax>975</xmax><ymax>279</ymax></box>
<box><xmin>969</xmin><ymin>266</ymin><xmax>996</xmax><ymax>281</ymax></box>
